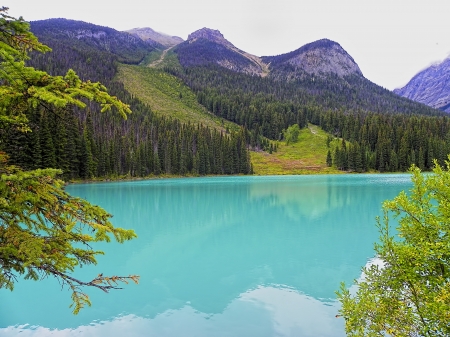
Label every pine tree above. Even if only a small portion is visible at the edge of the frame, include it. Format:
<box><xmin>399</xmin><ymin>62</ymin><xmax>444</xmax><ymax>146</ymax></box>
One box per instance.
<box><xmin>39</xmin><ymin>112</ymin><xmax>57</xmax><ymax>169</ymax></box>
<box><xmin>0</xmin><ymin>8</ymin><xmax>137</xmax><ymax>314</ymax></box>
<box><xmin>326</xmin><ymin>150</ymin><xmax>332</xmax><ymax>167</ymax></box>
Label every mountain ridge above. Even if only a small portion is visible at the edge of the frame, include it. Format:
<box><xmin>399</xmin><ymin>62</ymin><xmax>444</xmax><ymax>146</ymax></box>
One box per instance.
<box><xmin>19</xmin><ymin>17</ymin><xmax>450</xmax><ymax>177</ymax></box>
<box><xmin>262</xmin><ymin>38</ymin><xmax>363</xmax><ymax>79</ymax></box>
<box><xmin>178</xmin><ymin>27</ymin><xmax>269</xmax><ymax>76</ymax></box>
<box><xmin>394</xmin><ymin>57</ymin><xmax>450</xmax><ymax>112</ymax></box>
<box><xmin>30</xmin><ymin>18</ymin><xmax>158</xmax><ymax>65</ymax></box>
<box><xmin>126</xmin><ymin>27</ymin><xmax>183</xmax><ymax>48</ymax></box>
<box><xmin>176</xmin><ymin>28</ymin><xmax>362</xmax><ymax>80</ymax></box>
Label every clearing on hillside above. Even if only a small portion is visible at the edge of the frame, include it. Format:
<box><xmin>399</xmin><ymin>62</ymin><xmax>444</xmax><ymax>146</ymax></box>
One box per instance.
<box><xmin>251</xmin><ymin>124</ymin><xmax>342</xmax><ymax>175</ymax></box>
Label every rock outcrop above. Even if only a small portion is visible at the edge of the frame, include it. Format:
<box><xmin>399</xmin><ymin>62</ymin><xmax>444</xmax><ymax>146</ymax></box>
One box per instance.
<box><xmin>176</xmin><ymin>28</ymin><xmax>268</xmax><ymax>76</ymax></box>
<box><xmin>127</xmin><ymin>27</ymin><xmax>183</xmax><ymax>48</ymax></box>
<box><xmin>263</xmin><ymin>39</ymin><xmax>363</xmax><ymax>79</ymax></box>
<box><xmin>394</xmin><ymin>57</ymin><xmax>450</xmax><ymax>112</ymax></box>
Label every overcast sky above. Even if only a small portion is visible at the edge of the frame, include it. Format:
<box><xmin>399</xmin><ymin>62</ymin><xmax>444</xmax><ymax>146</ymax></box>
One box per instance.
<box><xmin>4</xmin><ymin>0</ymin><xmax>450</xmax><ymax>90</ymax></box>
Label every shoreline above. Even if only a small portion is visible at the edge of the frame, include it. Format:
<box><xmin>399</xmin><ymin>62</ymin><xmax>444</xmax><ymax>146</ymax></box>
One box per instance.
<box><xmin>64</xmin><ymin>170</ymin><xmax>409</xmax><ymax>185</ymax></box>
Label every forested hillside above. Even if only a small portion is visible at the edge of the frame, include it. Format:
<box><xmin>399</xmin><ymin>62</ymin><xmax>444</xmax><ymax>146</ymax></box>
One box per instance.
<box><xmin>170</xmin><ymin>36</ymin><xmax>450</xmax><ymax>172</ymax></box>
<box><xmin>0</xmin><ymin>19</ymin><xmax>252</xmax><ymax>179</ymax></box>
<box><xmin>7</xmin><ymin>18</ymin><xmax>450</xmax><ymax>177</ymax></box>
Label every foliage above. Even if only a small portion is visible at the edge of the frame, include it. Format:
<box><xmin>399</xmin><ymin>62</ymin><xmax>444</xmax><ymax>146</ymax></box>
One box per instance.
<box><xmin>251</xmin><ymin>124</ymin><xmax>341</xmax><ymax>175</ymax></box>
<box><xmin>166</xmin><ymin>57</ymin><xmax>449</xmax><ymax>173</ymax></box>
<box><xmin>0</xmin><ymin>7</ymin><xmax>138</xmax><ymax>313</ymax></box>
<box><xmin>283</xmin><ymin>124</ymin><xmax>300</xmax><ymax>145</ymax></box>
<box><xmin>0</xmin><ymin>12</ymin><xmax>131</xmax><ymax>128</ymax></box>
<box><xmin>27</xmin><ymin>19</ymin><xmax>251</xmax><ymax>178</ymax></box>
<box><xmin>337</xmin><ymin>162</ymin><xmax>450</xmax><ymax>336</ymax></box>
<box><xmin>24</xmin><ymin>17</ymin><xmax>450</xmax><ymax>175</ymax></box>
<box><xmin>0</xmin><ymin>17</ymin><xmax>252</xmax><ymax>179</ymax></box>
<box><xmin>116</xmin><ymin>64</ymin><xmax>238</xmax><ymax>132</ymax></box>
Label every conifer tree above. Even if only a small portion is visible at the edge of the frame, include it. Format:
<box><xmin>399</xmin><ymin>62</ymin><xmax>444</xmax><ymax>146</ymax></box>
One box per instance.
<box><xmin>326</xmin><ymin>150</ymin><xmax>332</xmax><ymax>167</ymax></box>
<box><xmin>0</xmin><ymin>7</ymin><xmax>138</xmax><ymax>314</ymax></box>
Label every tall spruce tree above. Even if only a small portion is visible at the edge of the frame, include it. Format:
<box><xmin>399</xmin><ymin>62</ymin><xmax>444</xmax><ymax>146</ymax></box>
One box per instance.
<box><xmin>0</xmin><ymin>7</ymin><xmax>138</xmax><ymax>314</ymax></box>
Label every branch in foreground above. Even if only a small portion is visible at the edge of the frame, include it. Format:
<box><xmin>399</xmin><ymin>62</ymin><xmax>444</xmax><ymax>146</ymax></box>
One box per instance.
<box><xmin>41</xmin><ymin>266</ymin><xmax>140</xmax><ymax>314</ymax></box>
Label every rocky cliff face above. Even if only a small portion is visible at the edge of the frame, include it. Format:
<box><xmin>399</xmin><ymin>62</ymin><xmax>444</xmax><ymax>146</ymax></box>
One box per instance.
<box><xmin>263</xmin><ymin>39</ymin><xmax>363</xmax><ymax>79</ymax></box>
<box><xmin>178</xmin><ymin>31</ymin><xmax>363</xmax><ymax>81</ymax></box>
<box><xmin>187</xmin><ymin>28</ymin><xmax>235</xmax><ymax>49</ymax></box>
<box><xmin>126</xmin><ymin>27</ymin><xmax>183</xmax><ymax>48</ymax></box>
<box><xmin>176</xmin><ymin>28</ymin><xmax>268</xmax><ymax>76</ymax></box>
<box><xmin>394</xmin><ymin>57</ymin><xmax>450</xmax><ymax>112</ymax></box>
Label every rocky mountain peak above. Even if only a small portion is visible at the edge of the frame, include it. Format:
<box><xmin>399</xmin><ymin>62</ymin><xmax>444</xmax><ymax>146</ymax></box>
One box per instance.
<box><xmin>394</xmin><ymin>57</ymin><xmax>450</xmax><ymax>112</ymax></box>
<box><xmin>187</xmin><ymin>28</ymin><xmax>234</xmax><ymax>49</ymax></box>
<box><xmin>126</xmin><ymin>27</ymin><xmax>183</xmax><ymax>48</ymax></box>
<box><xmin>263</xmin><ymin>38</ymin><xmax>363</xmax><ymax>79</ymax></box>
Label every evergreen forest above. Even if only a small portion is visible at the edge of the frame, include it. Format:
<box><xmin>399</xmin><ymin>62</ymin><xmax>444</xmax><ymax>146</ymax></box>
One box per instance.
<box><xmin>2</xmin><ymin>18</ymin><xmax>450</xmax><ymax>178</ymax></box>
<box><xmin>170</xmin><ymin>41</ymin><xmax>450</xmax><ymax>172</ymax></box>
<box><xmin>1</xmin><ymin>19</ymin><xmax>251</xmax><ymax>180</ymax></box>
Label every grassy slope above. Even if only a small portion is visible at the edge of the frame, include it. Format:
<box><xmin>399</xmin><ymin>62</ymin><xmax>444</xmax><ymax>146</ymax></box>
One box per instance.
<box><xmin>139</xmin><ymin>49</ymin><xmax>164</xmax><ymax>66</ymax></box>
<box><xmin>115</xmin><ymin>63</ymin><xmax>238</xmax><ymax>132</ymax></box>
<box><xmin>251</xmin><ymin>124</ymin><xmax>342</xmax><ymax>175</ymax></box>
<box><xmin>118</xmin><ymin>53</ymin><xmax>343</xmax><ymax>175</ymax></box>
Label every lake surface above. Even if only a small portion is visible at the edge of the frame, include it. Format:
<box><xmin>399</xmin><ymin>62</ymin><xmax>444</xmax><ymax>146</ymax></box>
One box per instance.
<box><xmin>0</xmin><ymin>174</ymin><xmax>413</xmax><ymax>337</ymax></box>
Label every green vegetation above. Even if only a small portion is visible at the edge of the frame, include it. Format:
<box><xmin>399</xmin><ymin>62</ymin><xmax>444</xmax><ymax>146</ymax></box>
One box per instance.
<box><xmin>139</xmin><ymin>49</ymin><xmax>164</xmax><ymax>66</ymax></box>
<box><xmin>337</xmin><ymin>162</ymin><xmax>450</xmax><ymax>336</ymax></box>
<box><xmin>283</xmin><ymin>124</ymin><xmax>300</xmax><ymax>145</ymax></box>
<box><xmin>251</xmin><ymin>125</ymin><xmax>341</xmax><ymax>175</ymax></box>
<box><xmin>154</xmin><ymin>49</ymin><xmax>183</xmax><ymax>70</ymax></box>
<box><xmin>116</xmin><ymin>64</ymin><xmax>238</xmax><ymax>132</ymax></box>
<box><xmin>0</xmin><ymin>7</ymin><xmax>138</xmax><ymax>314</ymax></box>
<box><xmin>2</xmin><ymin>18</ymin><xmax>251</xmax><ymax>179</ymax></box>
<box><xmin>169</xmin><ymin>59</ymin><xmax>449</xmax><ymax>173</ymax></box>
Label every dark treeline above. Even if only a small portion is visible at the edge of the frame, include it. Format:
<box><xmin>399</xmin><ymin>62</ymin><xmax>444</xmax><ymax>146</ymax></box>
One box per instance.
<box><xmin>0</xmin><ymin>22</ymin><xmax>252</xmax><ymax>179</ymax></box>
<box><xmin>167</xmin><ymin>63</ymin><xmax>450</xmax><ymax>172</ymax></box>
<box><xmin>321</xmin><ymin>111</ymin><xmax>450</xmax><ymax>172</ymax></box>
<box><xmin>3</xmin><ymin>100</ymin><xmax>251</xmax><ymax>179</ymax></box>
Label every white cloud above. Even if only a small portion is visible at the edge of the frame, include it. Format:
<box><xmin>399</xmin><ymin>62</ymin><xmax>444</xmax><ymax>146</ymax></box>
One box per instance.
<box><xmin>0</xmin><ymin>286</ymin><xmax>344</xmax><ymax>337</ymax></box>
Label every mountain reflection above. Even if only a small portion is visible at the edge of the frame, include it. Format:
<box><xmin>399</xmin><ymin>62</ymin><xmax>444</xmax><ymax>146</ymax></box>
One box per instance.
<box><xmin>0</xmin><ymin>175</ymin><xmax>411</xmax><ymax>335</ymax></box>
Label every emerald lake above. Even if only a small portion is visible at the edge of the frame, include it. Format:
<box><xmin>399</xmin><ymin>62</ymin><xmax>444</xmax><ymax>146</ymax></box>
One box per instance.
<box><xmin>0</xmin><ymin>174</ymin><xmax>413</xmax><ymax>337</ymax></box>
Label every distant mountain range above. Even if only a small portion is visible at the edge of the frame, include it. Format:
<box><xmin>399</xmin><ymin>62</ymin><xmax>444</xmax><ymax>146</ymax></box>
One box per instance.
<box><xmin>394</xmin><ymin>57</ymin><xmax>450</xmax><ymax>113</ymax></box>
<box><xmin>262</xmin><ymin>38</ymin><xmax>363</xmax><ymax>80</ymax></box>
<box><xmin>28</xmin><ymin>19</ymin><xmax>440</xmax><ymax>117</ymax></box>
<box><xmin>30</xmin><ymin>18</ymin><xmax>158</xmax><ymax>65</ymax></box>
<box><xmin>17</xmin><ymin>18</ymin><xmax>450</xmax><ymax>176</ymax></box>
<box><xmin>170</xmin><ymin>27</ymin><xmax>438</xmax><ymax>117</ymax></box>
<box><xmin>174</xmin><ymin>28</ymin><xmax>362</xmax><ymax>80</ymax></box>
<box><xmin>126</xmin><ymin>27</ymin><xmax>183</xmax><ymax>48</ymax></box>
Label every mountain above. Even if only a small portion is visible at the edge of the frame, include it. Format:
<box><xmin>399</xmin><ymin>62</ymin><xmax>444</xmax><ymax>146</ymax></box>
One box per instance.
<box><xmin>15</xmin><ymin>19</ymin><xmax>252</xmax><ymax>179</ymax></box>
<box><xmin>187</xmin><ymin>28</ymin><xmax>235</xmax><ymax>49</ymax></box>
<box><xmin>262</xmin><ymin>39</ymin><xmax>363</xmax><ymax>80</ymax></box>
<box><xmin>18</xmin><ymin>19</ymin><xmax>450</xmax><ymax>176</ymax></box>
<box><xmin>174</xmin><ymin>28</ymin><xmax>269</xmax><ymax>76</ymax></box>
<box><xmin>126</xmin><ymin>27</ymin><xmax>183</xmax><ymax>48</ymax></box>
<box><xmin>394</xmin><ymin>57</ymin><xmax>450</xmax><ymax>112</ymax></box>
<box><xmin>174</xmin><ymin>31</ymin><xmax>361</xmax><ymax>81</ymax></box>
<box><xmin>30</xmin><ymin>19</ymin><xmax>158</xmax><ymax>65</ymax></box>
<box><xmin>170</xmin><ymin>30</ymin><xmax>440</xmax><ymax>126</ymax></box>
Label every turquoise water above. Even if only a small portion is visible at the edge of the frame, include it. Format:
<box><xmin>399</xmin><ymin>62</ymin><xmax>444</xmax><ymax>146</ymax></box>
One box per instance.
<box><xmin>0</xmin><ymin>174</ymin><xmax>412</xmax><ymax>337</ymax></box>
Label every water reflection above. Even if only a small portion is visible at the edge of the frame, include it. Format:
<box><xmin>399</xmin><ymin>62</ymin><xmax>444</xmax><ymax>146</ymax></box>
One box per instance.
<box><xmin>0</xmin><ymin>175</ymin><xmax>412</xmax><ymax>336</ymax></box>
<box><xmin>1</xmin><ymin>286</ymin><xmax>343</xmax><ymax>337</ymax></box>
